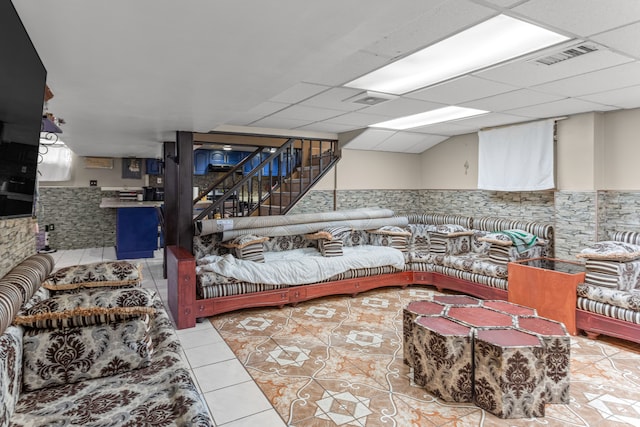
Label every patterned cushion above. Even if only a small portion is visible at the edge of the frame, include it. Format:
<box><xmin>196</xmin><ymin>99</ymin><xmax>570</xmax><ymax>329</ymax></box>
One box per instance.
<box><xmin>431</xmin><ymin>224</ymin><xmax>473</xmax><ymax>237</ymax></box>
<box><xmin>264</xmin><ymin>235</ymin><xmax>314</xmax><ymax>252</ymax></box>
<box><xmin>577</xmin><ymin>283</ymin><xmax>640</xmax><ymax>312</ymax></box>
<box><xmin>222</xmin><ymin>235</ymin><xmax>269</xmax><ymax>262</ymax></box>
<box><xmin>22</xmin><ymin>316</ymin><xmax>154</xmax><ymax>392</ymax></box>
<box><xmin>11</xmin><ymin>299</ymin><xmax>213</xmax><ymax>427</ymax></box>
<box><xmin>369</xmin><ymin>226</ymin><xmax>410</xmax><ymax>253</ymax></box>
<box><xmin>584</xmin><ymin>259</ymin><xmax>640</xmax><ymax>291</ymax></box>
<box><xmin>43</xmin><ymin>261</ymin><xmax>142</xmax><ymax>292</ymax></box>
<box><xmin>478</xmin><ymin>232</ymin><xmax>513</xmax><ymax>246</ymax></box>
<box><xmin>489</xmin><ymin>245</ymin><xmax>543</xmax><ymax>266</ymax></box>
<box><xmin>0</xmin><ymin>326</ymin><xmax>22</xmax><ymax>425</ymax></box>
<box><xmin>319</xmin><ymin>239</ymin><xmax>343</xmax><ymax>257</ymax></box>
<box><xmin>609</xmin><ymin>231</ymin><xmax>640</xmax><ymax>246</ymax></box>
<box><xmin>576</xmin><ymin>241</ymin><xmax>640</xmax><ymax>261</ymax></box>
<box><xmin>0</xmin><ymin>254</ymin><xmax>55</xmax><ymax>335</ymax></box>
<box><xmin>14</xmin><ymin>288</ymin><xmax>157</xmax><ymax>329</ymax></box>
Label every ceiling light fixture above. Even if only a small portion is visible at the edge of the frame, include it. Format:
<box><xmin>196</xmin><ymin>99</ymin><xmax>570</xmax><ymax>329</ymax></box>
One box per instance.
<box><xmin>345</xmin><ymin>14</ymin><xmax>570</xmax><ymax>95</ymax></box>
<box><xmin>223</xmin><ymin>145</ymin><xmax>232</xmax><ymax>151</ymax></box>
<box><xmin>370</xmin><ymin>106</ymin><xmax>488</xmax><ymax>130</ymax></box>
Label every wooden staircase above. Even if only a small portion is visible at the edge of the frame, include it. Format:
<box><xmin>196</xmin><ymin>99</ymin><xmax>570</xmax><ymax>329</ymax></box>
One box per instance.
<box><xmin>194</xmin><ymin>138</ymin><xmax>339</xmax><ymax>220</ymax></box>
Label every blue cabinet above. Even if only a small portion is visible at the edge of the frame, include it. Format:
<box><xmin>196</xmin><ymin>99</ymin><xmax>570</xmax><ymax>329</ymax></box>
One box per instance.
<box><xmin>193</xmin><ymin>149</ymin><xmax>209</xmax><ymax>175</ymax></box>
<box><xmin>116</xmin><ymin>207</ymin><xmax>158</xmax><ymax>259</ymax></box>
<box><xmin>145</xmin><ymin>158</ymin><xmax>163</xmax><ymax>175</ymax></box>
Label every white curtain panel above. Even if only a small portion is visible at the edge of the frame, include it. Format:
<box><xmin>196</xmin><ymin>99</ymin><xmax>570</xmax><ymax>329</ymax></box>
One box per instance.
<box><xmin>38</xmin><ymin>145</ymin><xmax>73</xmax><ymax>181</ymax></box>
<box><xmin>477</xmin><ymin>119</ymin><xmax>554</xmax><ymax>191</ymax></box>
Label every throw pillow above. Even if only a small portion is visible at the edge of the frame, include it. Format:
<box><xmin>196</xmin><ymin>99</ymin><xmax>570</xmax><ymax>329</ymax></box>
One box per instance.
<box><xmin>478</xmin><ymin>232</ymin><xmax>513</xmax><ymax>246</ymax></box>
<box><xmin>576</xmin><ymin>241</ymin><xmax>640</xmax><ymax>261</ymax></box>
<box><xmin>222</xmin><ymin>234</ymin><xmax>269</xmax><ymax>262</ymax></box>
<box><xmin>369</xmin><ymin>226</ymin><xmax>411</xmax><ymax>253</ymax></box>
<box><xmin>305</xmin><ymin>225</ymin><xmax>352</xmax><ymax>242</ymax></box>
<box><xmin>43</xmin><ymin>261</ymin><xmax>142</xmax><ymax>292</ymax></box>
<box><xmin>319</xmin><ymin>239</ymin><xmax>343</xmax><ymax>257</ymax></box>
<box><xmin>22</xmin><ymin>316</ymin><xmax>154</xmax><ymax>391</ymax></box>
<box><xmin>14</xmin><ymin>288</ymin><xmax>157</xmax><ymax>329</ymax></box>
<box><xmin>431</xmin><ymin>224</ymin><xmax>473</xmax><ymax>237</ymax></box>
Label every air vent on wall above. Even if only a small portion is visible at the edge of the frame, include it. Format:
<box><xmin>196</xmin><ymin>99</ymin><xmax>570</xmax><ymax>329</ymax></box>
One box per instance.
<box><xmin>531</xmin><ymin>43</ymin><xmax>600</xmax><ymax>66</ymax></box>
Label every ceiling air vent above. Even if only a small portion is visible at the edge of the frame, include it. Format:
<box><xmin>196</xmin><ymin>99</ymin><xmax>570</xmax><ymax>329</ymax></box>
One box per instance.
<box><xmin>531</xmin><ymin>43</ymin><xmax>600</xmax><ymax>66</ymax></box>
<box><xmin>344</xmin><ymin>91</ymin><xmax>398</xmax><ymax>106</ymax></box>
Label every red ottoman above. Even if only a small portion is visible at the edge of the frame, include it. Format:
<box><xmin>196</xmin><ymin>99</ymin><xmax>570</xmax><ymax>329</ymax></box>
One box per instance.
<box><xmin>474</xmin><ymin>328</ymin><xmax>546</xmax><ymax>418</ymax></box>
<box><xmin>402</xmin><ymin>300</ymin><xmax>445</xmax><ymax>366</ymax></box>
<box><xmin>518</xmin><ymin>316</ymin><xmax>571</xmax><ymax>404</ymax></box>
<box><xmin>412</xmin><ymin>316</ymin><xmax>473</xmax><ymax>402</ymax></box>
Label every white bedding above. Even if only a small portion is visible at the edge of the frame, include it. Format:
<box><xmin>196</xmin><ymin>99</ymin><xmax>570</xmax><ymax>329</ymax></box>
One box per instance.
<box><xmin>196</xmin><ymin>245</ymin><xmax>405</xmax><ymax>285</ymax></box>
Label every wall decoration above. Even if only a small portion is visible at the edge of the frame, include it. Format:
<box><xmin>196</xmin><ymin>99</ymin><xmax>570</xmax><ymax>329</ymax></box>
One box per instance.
<box><xmin>84</xmin><ymin>157</ymin><xmax>114</xmax><ymax>169</ymax></box>
<box><xmin>122</xmin><ymin>158</ymin><xmax>142</xmax><ymax>179</ymax></box>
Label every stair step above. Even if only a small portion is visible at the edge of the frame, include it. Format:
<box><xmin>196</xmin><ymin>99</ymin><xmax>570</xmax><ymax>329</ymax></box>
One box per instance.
<box><xmin>310</xmin><ymin>152</ymin><xmax>334</xmax><ymax>166</ymax></box>
<box><xmin>259</xmin><ymin>205</ymin><xmax>284</xmax><ymax>215</ymax></box>
<box><xmin>267</xmin><ymin>192</ymin><xmax>299</xmax><ymax>205</ymax></box>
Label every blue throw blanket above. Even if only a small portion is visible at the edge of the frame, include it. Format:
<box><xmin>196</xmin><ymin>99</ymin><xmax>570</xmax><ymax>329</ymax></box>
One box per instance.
<box><xmin>499</xmin><ymin>230</ymin><xmax>538</xmax><ymax>253</ymax></box>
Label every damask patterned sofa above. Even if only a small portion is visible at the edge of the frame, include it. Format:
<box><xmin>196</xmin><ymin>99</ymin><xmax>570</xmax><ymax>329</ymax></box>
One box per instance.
<box><xmin>575</xmin><ymin>231</ymin><xmax>640</xmax><ymax>344</ymax></box>
<box><xmin>167</xmin><ymin>209</ymin><xmax>555</xmax><ymax>329</ymax></box>
<box><xmin>406</xmin><ymin>213</ymin><xmax>554</xmax><ymax>300</ymax></box>
<box><xmin>0</xmin><ymin>254</ymin><xmax>213</xmax><ymax>426</ymax></box>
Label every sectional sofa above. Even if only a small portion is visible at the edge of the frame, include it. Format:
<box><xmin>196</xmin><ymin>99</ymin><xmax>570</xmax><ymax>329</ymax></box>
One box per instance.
<box><xmin>166</xmin><ymin>209</ymin><xmax>554</xmax><ymax>330</ymax></box>
<box><xmin>0</xmin><ymin>254</ymin><xmax>213</xmax><ymax>426</ymax></box>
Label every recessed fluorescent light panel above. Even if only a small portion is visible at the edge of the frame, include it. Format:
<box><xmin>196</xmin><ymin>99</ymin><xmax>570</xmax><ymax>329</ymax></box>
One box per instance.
<box><xmin>370</xmin><ymin>106</ymin><xmax>488</xmax><ymax>130</ymax></box>
<box><xmin>346</xmin><ymin>14</ymin><xmax>570</xmax><ymax>95</ymax></box>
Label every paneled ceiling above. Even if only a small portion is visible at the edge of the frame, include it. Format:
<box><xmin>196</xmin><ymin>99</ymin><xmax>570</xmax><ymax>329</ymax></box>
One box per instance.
<box><xmin>12</xmin><ymin>0</ymin><xmax>640</xmax><ymax>157</ymax></box>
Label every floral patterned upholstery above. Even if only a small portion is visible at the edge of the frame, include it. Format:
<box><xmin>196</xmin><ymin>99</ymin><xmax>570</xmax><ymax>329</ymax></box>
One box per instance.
<box><xmin>9</xmin><ymin>295</ymin><xmax>213</xmax><ymax>426</ymax></box>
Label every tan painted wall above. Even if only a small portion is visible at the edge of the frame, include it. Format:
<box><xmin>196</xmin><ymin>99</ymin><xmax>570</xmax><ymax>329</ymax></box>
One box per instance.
<box><xmin>556</xmin><ymin>113</ymin><xmax>597</xmax><ymax>191</ymax></box>
<box><xmin>38</xmin><ymin>152</ymin><xmax>148</xmax><ymax>188</ymax></box>
<box><xmin>420</xmin><ymin>133</ymin><xmax>478</xmax><ymax>190</ymax></box>
<box><xmin>602</xmin><ymin>108</ymin><xmax>640</xmax><ymax>190</ymax></box>
<box><xmin>314</xmin><ymin>148</ymin><xmax>422</xmax><ymax>190</ymax></box>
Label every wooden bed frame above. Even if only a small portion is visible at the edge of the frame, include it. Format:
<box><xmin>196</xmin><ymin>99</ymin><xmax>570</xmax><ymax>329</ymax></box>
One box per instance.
<box><xmin>166</xmin><ymin>245</ymin><xmax>508</xmax><ymax>329</ymax></box>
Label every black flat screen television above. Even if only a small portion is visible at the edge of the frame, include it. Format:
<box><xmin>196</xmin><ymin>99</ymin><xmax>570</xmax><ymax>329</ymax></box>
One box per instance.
<box><xmin>0</xmin><ymin>0</ymin><xmax>46</xmax><ymax>218</ymax></box>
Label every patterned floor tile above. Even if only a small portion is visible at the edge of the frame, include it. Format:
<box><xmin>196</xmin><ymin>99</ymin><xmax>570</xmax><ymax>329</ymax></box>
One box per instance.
<box><xmin>210</xmin><ymin>287</ymin><xmax>640</xmax><ymax>426</ymax></box>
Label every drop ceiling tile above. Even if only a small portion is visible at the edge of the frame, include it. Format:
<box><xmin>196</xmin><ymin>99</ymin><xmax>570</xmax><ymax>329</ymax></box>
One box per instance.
<box><xmin>513</xmin><ymin>0</ymin><xmax>640</xmax><ymax>37</ymax></box>
<box><xmin>297</xmin><ymin>122</ymin><xmax>360</xmax><ymax>134</ymax></box>
<box><xmin>462</xmin><ymin>89</ymin><xmax>564</xmax><ymax>112</ymax></box>
<box><xmin>406</xmin><ymin>76</ymin><xmax>518</xmax><ymax>104</ymax></box>
<box><xmin>373</xmin><ymin>131</ymin><xmax>430</xmax><ymax>153</ymax></box>
<box><xmin>579</xmin><ymin>85</ymin><xmax>640</xmax><ymax>109</ymax></box>
<box><xmin>365</xmin><ymin>1</ymin><xmax>495</xmax><ymax>58</ymax></box>
<box><xmin>476</xmin><ymin>49</ymin><xmax>634</xmax><ymax>87</ymax></box>
<box><xmin>451</xmin><ymin>112</ymin><xmax>531</xmax><ymax>128</ymax></box>
<box><xmin>300</xmin><ymin>87</ymin><xmax>367</xmax><ymax>112</ymax></box>
<box><xmin>269</xmin><ymin>83</ymin><xmax>329</xmax><ymax>104</ymax></box>
<box><xmin>409</xmin><ymin>122</ymin><xmax>476</xmax><ymax>136</ymax></box>
<box><xmin>343</xmin><ymin>128</ymin><xmax>395</xmax><ymax>150</ymax></box>
<box><xmin>323</xmin><ymin>111</ymin><xmax>394</xmax><ymax>127</ymax></box>
<box><xmin>360</xmin><ymin>98</ymin><xmax>445</xmax><ymax>117</ymax></box>
<box><xmin>532</xmin><ymin>62</ymin><xmax>640</xmax><ymax>97</ymax></box>
<box><xmin>250</xmin><ymin>116</ymin><xmax>316</xmax><ymax>130</ymax></box>
<box><xmin>305</xmin><ymin>50</ymin><xmax>392</xmax><ymax>87</ymax></box>
<box><xmin>505</xmin><ymin>98</ymin><xmax>614</xmax><ymax>118</ymax></box>
<box><xmin>484</xmin><ymin>0</ymin><xmax>526</xmax><ymax>7</ymax></box>
<box><xmin>403</xmin><ymin>134</ymin><xmax>450</xmax><ymax>154</ymax></box>
<box><xmin>592</xmin><ymin>22</ymin><xmax>640</xmax><ymax>59</ymax></box>
<box><xmin>268</xmin><ymin>105</ymin><xmax>344</xmax><ymax>121</ymax></box>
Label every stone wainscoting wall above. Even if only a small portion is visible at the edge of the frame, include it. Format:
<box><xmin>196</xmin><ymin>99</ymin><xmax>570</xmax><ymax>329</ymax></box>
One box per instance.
<box><xmin>293</xmin><ymin>188</ymin><xmax>612</xmax><ymax>260</ymax></box>
<box><xmin>37</xmin><ymin>188</ymin><xmax>118</xmax><ymax>250</ymax></box>
<box><xmin>0</xmin><ymin>217</ymin><xmax>36</xmax><ymax>278</ymax></box>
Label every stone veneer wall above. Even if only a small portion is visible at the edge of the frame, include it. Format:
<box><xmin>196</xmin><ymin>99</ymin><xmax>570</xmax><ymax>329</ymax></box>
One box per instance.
<box><xmin>290</xmin><ymin>189</ymin><xmax>423</xmax><ymax>215</ymax></box>
<box><xmin>0</xmin><ymin>217</ymin><xmax>36</xmax><ymax>278</ymax></box>
<box><xmin>553</xmin><ymin>191</ymin><xmax>598</xmax><ymax>260</ymax></box>
<box><xmin>37</xmin><ymin>187</ymin><xmax>118</xmax><ymax>250</ymax></box>
<box><xmin>597</xmin><ymin>191</ymin><xmax>640</xmax><ymax>241</ymax></box>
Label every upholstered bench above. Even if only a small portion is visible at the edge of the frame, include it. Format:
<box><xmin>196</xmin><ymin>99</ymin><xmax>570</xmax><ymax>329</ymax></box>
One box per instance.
<box><xmin>517</xmin><ymin>316</ymin><xmax>571</xmax><ymax>404</ymax></box>
<box><xmin>473</xmin><ymin>328</ymin><xmax>546</xmax><ymax>418</ymax></box>
<box><xmin>412</xmin><ymin>315</ymin><xmax>473</xmax><ymax>402</ymax></box>
<box><xmin>402</xmin><ymin>300</ymin><xmax>446</xmax><ymax>366</ymax></box>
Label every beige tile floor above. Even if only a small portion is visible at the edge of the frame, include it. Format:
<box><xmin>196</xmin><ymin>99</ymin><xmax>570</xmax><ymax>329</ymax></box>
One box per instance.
<box><xmin>48</xmin><ymin>248</ymin><xmax>640</xmax><ymax>426</ymax></box>
<box><xmin>48</xmin><ymin>247</ymin><xmax>286</xmax><ymax>427</ymax></box>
